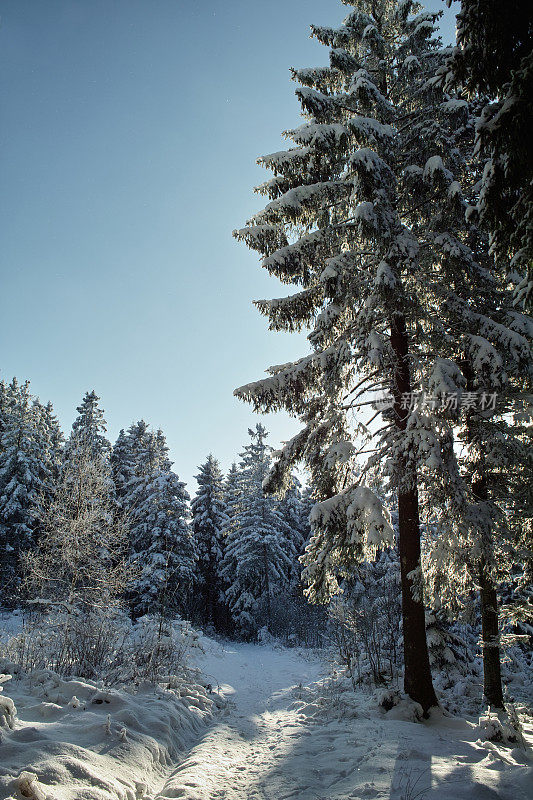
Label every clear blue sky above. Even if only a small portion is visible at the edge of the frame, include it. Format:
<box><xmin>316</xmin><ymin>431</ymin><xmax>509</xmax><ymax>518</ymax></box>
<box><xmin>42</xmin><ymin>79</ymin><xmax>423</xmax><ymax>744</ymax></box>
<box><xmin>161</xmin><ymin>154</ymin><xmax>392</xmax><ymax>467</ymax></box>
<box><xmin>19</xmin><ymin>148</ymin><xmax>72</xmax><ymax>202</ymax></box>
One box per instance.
<box><xmin>0</xmin><ymin>0</ymin><xmax>456</xmax><ymax>491</ymax></box>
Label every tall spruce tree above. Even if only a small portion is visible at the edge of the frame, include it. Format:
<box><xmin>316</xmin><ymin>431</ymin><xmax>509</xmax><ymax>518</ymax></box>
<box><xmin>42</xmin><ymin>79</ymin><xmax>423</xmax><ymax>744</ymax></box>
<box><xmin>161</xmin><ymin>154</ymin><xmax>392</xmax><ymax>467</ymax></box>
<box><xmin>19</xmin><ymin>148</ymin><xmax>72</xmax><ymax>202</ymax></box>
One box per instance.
<box><xmin>124</xmin><ymin>420</ymin><xmax>168</xmax><ymax>478</ymax></box>
<box><xmin>442</xmin><ymin>0</ymin><xmax>533</xmax><ymax>311</ymax></box>
<box><xmin>191</xmin><ymin>454</ymin><xmax>229</xmax><ymax>630</ymax></box>
<box><xmin>0</xmin><ymin>380</ymin><xmax>49</xmax><ymax>605</ymax></box>
<box><xmin>221</xmin><ymin>425</ymin><xmax>295</xmax><ymax>637</ymax></box>
<box><xmin>127</xmin><ymin>469</ymin><xmax>194</xmax><ymax>618</ymax></box>
<box><xmin>223</xmin><ymin>462</ymin><xmax>243</xmax><ymax>538</ymax></box>
<box><xmin>32</xmin><ymin>399</ymin><xmax>64</xmax><ymax>523</ymax></box>
<box><xmin>400</xmin><ymin>67</ymin><xmax>533</xmax><ymax>708</ymax></box>
<box><xmin>231</xmin><ymin>0</ymin><xmax>505</xmax><ymax>711</ymax></box>
<box><xmin>423</xmin><ymin>325</ymin><xmax>531</xmax><ymax>708</ymax></box>
<box><xmin>37</xmin><ymin>401</ymin><xmax>64</xmax><ymax>487</ymax></box>
<box><xmin>64</xmin><ymin>391</ymin><xmax>111</xmax><ymax>462</ymax></box>
<box><xmin>124</xmin><ymin>424</ymin><xmax>196</xmax><ymax>617</ymax></box>
<box><xmin>111</xmin><ymin>428</ymin><xmax>135</xmax><ymax>507</ymax></box>
<box><xmin>279</xmin><ymin>474</ymin><xmax>308</xmax><ymax>586</ymax></box>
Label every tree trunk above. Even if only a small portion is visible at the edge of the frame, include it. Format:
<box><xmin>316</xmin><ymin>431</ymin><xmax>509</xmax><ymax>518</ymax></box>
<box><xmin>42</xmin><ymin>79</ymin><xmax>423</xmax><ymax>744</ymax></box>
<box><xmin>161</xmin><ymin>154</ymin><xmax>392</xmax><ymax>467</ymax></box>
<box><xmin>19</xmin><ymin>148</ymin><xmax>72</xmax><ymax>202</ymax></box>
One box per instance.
<box><xmin>463</xmin><ymin>359</ymin><xmax>505</xmax><ymax>710</ymax></box>
<box><xmin>390</xmin><ymin>313</ymin><xmax>438</xmax><ymax>714</ymax></box>
<box><xmin>479</xmin><ymin>563</ymin><xmax>505</xmax><ymax>708</ymax></box>
<box><xmin>263</xmin><ymin>542</ymin><xmax>271</xmax><ymax>631</ymax></box>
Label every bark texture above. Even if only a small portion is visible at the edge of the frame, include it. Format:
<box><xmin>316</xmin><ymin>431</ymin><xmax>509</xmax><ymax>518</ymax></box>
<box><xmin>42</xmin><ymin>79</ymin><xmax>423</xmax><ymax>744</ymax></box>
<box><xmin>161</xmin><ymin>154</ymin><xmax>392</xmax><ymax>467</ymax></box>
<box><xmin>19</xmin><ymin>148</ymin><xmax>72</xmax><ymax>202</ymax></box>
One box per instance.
<box><xmin>391</xmin><ymin>313</ymin><xmax>438</xmax><ymax>714</ymax></box>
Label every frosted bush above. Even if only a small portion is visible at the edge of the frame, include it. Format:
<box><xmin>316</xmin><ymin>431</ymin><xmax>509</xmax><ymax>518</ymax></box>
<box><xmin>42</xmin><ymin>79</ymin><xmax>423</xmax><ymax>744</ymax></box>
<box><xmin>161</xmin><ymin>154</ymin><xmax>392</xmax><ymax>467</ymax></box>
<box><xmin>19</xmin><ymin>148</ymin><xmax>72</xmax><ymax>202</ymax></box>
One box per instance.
<box><xmin>2</xmin><ymin>607</ymin><xmax>130</xmax><ymax>679</ymax></box>
<box><xmin>375</xmin><ymin>687</ymin><xmax>401</xmax><ymax>711</ymax></box>
<box><xmin>478</xmin><ymin>707</ymin><xmax>522</xmax><ymax>745</ymax></box>
<box><xmin>1</xmin><ymin>611</ymin><xmax>203</xmax><ymax>687</ymax></box>
<box><xmin>109</xmin><ymin>615</ymin><xmax>204</xmax><ymax>685</ymax></box>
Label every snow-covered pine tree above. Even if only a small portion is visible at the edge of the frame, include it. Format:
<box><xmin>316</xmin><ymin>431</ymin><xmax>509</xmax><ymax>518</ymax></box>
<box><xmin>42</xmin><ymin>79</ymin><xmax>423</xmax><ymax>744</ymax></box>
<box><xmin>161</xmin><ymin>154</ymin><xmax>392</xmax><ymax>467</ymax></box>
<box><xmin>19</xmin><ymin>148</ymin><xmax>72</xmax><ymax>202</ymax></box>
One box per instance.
<box><xmin>436</xmin><ymin>14</ymin><xmax>533</xmax><ymax>702</ymax></box>
<box><xmin>127</xmin><ymin>469</ymin><xmax>194</xmax><ymax>618</ymax></box>
<box><xmin>279</xmin><ymin>474</ymin><xmax>308</xmax><ymax>586</ymax></box>
<box><xmin>299</xmin><ymin>483</ymin><xmax>314</xmax><ymax>542</ymax></box>
<box><xmin>423</xmin><ymin>339</ymin><xmax>532</xmax><ymax>708</ymax></box>
<box><xmin>124</xmin><ymin>425</ymin><xmax>196</xmax><ymax>618</ymax></box>
<box><xmin>37</xmin><ymin>401</ymin><xmax>64</xmax><ymax>485</ymax></box>
<box><xmin>31</xmin><ymin>399</ymin><xmax>64</xmax><ymax>521</ymax></box>
<box><xmin>64</xmin><ymin>391</ymin><xmax>111</xmax><ymax>462</ymax></box>
<box><xmin>441</xmin><ymin>0</ymin><xmax>533</xmax><ymax>311</ymax></box>
<box><xmin>111</xmin><ymin>429</ymin><xmax>136</xmax><ymax>507</ymax></box>
<box><xmin>123</xmin><ymin>420</ymin><xmax>170</xmax><ymax>478</ymax></box>
<box><xmin>223</xmin><ymin>462</ymin><xmax>243</xmax><ymax>537</ymax></box>
<box><xmin>0</xmin><ymin>379</ymin><xmax>49</xmax><ymax>605</ymax></box>
<box><xmin>232</xmin><ymin>0</ymin><xmax>499</xmax><ymax>711</ymax></box>
<box><xmin>112</xmin><ymin>419</ymin><xmax>162</xmax><ymax>510</ymax></box>
<box><xmin>219</xmin><ymin>462</ymin><xmax>243</xmax><ymax>634</ymax></box>
<box><xmin>221</xmin><ymin>425</ymin><xmax>296</xmax><ymax>637</ymax></box>
<box><xmin>400</xmin><ymin>77</ymin><xmax>533</xmax><ymax>709</ymax></box>
<box><xmin>155</xmin><ymin>428</ymin><xmax>172</xmax><ymax>471</ymax></box>
<box><xmin>0</xmin><ymin>380</ymin><xmax>8</xmax><ymax>438</ymax></box>
<box><xmin>191</xmin><ymin>454</ymin><xmax>229</xmax><ymax>630</ymax></box>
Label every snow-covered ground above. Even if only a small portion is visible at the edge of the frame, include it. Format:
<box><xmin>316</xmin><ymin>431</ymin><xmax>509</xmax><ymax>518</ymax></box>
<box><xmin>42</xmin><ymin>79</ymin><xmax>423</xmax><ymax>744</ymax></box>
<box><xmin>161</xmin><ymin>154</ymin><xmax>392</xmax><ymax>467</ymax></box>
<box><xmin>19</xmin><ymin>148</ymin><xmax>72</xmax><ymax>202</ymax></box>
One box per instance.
<box><xmin>160</xmin><ymin>641</ymin><xmax>533</xmax><ymax>799</ymax></box>
<box><xmin>1</xmin><ymin>638</ymin><xmax>532</xmax><ymax>800</ymax></box>
<box><xmin>0</xmin><ymin>670</ymin><xmax>220</xmax><ymax>800</ymax></box>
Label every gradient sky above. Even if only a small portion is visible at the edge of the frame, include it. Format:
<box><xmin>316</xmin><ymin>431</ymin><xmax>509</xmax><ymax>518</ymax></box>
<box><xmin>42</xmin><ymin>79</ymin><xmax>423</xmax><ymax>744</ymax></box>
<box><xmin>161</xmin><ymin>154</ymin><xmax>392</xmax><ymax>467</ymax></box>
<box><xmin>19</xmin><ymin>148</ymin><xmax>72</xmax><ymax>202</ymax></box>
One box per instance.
<box><xmin>1</xmin><ymin>0</ymin><xmax>456</xmax><ymax>491</ymax></box>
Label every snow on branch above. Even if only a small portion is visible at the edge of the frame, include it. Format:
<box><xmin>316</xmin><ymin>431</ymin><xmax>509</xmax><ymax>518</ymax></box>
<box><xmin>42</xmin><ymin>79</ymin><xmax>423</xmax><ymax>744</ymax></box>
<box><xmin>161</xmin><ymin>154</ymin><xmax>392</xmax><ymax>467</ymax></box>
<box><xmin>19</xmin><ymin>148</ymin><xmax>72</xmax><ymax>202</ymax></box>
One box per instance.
<box><xmin>253</xmin><ymin>181</ymin><xmax>350</xmax><ymax>225</ymax></box>
<box><xmin>254</xmin><ymin>286</ymin><xmax>324</xmax><ymax>332</ymax></box>
<box><xmin>347</xmin><ymin>115</ymin><xmax>394</xmax><ymax>145</ymax></box>
<box><xmin>261</xmin><ymin>229</ymin><xmax>327</xmax><ymax>284</ymax></box>
<box><xmin>263</xmin><ymin>426</ymin><xmax>312</xmax><ymax>496</ymax></box>
<box><xmin>349</xmin><ymin>70</ymin><xmax>395</xmax><ymax>117</ymax></box>
<box><xmin>234</xmin><ymin>346</ymin><xmax>346</xmax><ymax>415</ymax></box>
<box><xmin>284</xmin><ymin>122</ymin><xmax>348</xmax><ymax>148</ymax></box>
<box><xmin>257</xmin><ymin>146</ymin><xmax>311</xmax><ymax>176</ymax></box>
<box><xmin>302</xmin><ymin>485</ymin><xmax>394</xmax><ymax>603</ymax></box>
<box><xmin>233</xmin><ymin>224</ymin><xmax>288</xmax><ymax>256</ymax></box>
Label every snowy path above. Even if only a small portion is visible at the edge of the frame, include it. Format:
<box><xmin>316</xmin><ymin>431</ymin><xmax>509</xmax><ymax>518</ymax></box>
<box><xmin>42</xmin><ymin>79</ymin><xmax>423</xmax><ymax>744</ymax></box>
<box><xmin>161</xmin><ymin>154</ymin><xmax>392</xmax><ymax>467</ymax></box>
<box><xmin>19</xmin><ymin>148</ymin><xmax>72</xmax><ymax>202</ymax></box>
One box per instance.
<box><xmin>1</xmin><ymin>639</ymin><xmax>531</xmax><ymax>799</ymax></box>
<box><xmin>154</xmin><ymin>643</ymin><xmax>325</xmax><ymax>799</ymax></box>
<box><xmin>154</xmin><ymin>643</ymin><xmax>533</xmax><ymax>800</ymax></box>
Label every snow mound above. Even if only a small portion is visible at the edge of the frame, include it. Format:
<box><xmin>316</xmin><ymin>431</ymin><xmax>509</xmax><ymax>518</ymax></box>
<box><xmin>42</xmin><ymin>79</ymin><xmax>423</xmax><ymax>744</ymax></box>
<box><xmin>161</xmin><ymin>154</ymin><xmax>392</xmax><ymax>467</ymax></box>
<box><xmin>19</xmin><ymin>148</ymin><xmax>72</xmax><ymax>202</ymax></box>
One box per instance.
<box><xmin>0</xmin><ymin>665</ymin><xmax>225</xmax><ymax>800</ymax></box>
<box><xmin>0</xmin><ymin>674</ymin><xmax>16</xmax><ymax>730</ymax></box>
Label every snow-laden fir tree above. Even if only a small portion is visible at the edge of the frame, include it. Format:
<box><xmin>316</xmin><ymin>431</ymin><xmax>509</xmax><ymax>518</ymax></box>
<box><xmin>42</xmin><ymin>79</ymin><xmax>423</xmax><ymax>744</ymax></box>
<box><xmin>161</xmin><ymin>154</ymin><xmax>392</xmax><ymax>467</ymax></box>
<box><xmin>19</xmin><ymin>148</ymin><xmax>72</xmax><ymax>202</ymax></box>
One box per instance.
<box><xmin>441</xmin><ymin>0</ymin><xmax>533</xmax><ymax>311</ymax></box>
<box><xmin>0</xmin><ymin>379</ymin><xmax>57</xmax><ymax>605</ymax></box>
<box><xmin>112</xmin><ymin>419</ymin><xmax>169</xmax><ymax>508</ymax></box>
<box><xmin>396</xmin><ymin>72</ymin><xmax>533</xmax><ymax>708</ymax></box>
<box><xmin>223</xmin><ymin>462</ymin><xmax>243</xmax><ymax>538</ymax></box>
<box><xmin>0</xmin><ymin>388</ymin><xmax>43</xmax><ymax>604</ymax></box>
<box><xmin>127</xmin><ymin>470</ymin><xmax>194</xmax><ymax>619</ymax></box>
<box><xmin>111</xmin><ymin>429</ymin><xmax>135</xmax><ymax>507</ymax></box>
<box><xmin>64</xmin><ymin>390</ymin><xmax>111</xmax><ymax>462</ymax></box>
<box><xmin>122</xmin><ymin>420</ymin><xmax>172</xmax><ymax>479</ymax></box>
<box><xmin>154</xmin><ymin>428</ymin><xmax>172</xmax><ymax>471</ymax></box>
<box><xmin>191</xmin><ymin>454</ymin><xmax>229</xmax><ymax>631</ymax></box>
<box><xmin>124</xmin><ymin>425</ymin><xmax>196</xmax><ymax>618</ymax></box>
<box><xmin>232</xmin><ymin>0</ymin><xmax>517</xmax><ymax>711</ymax></box>
<box><xmin>279</xmin><ymin>474</ymin><xmax>309</xmax><ymax>586</ymax></box>
<box><xmin>423</xmin><ymin>343</ymin><xmax>532</xmax><ymax>708</ymax></box>
<box><xmin>36</xmin><ymin>400</ymin><xmax>64</xmax><ymax>487</ymax></box>
<box><xmin>221</xmin><ymin>425</ymin><xmax>296</xmax><ymax>637</ymax></box>
<box><xmin>32</xmin><ymin>398</ymin><xmax>64</xmax><ymax>528</ymax></box>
